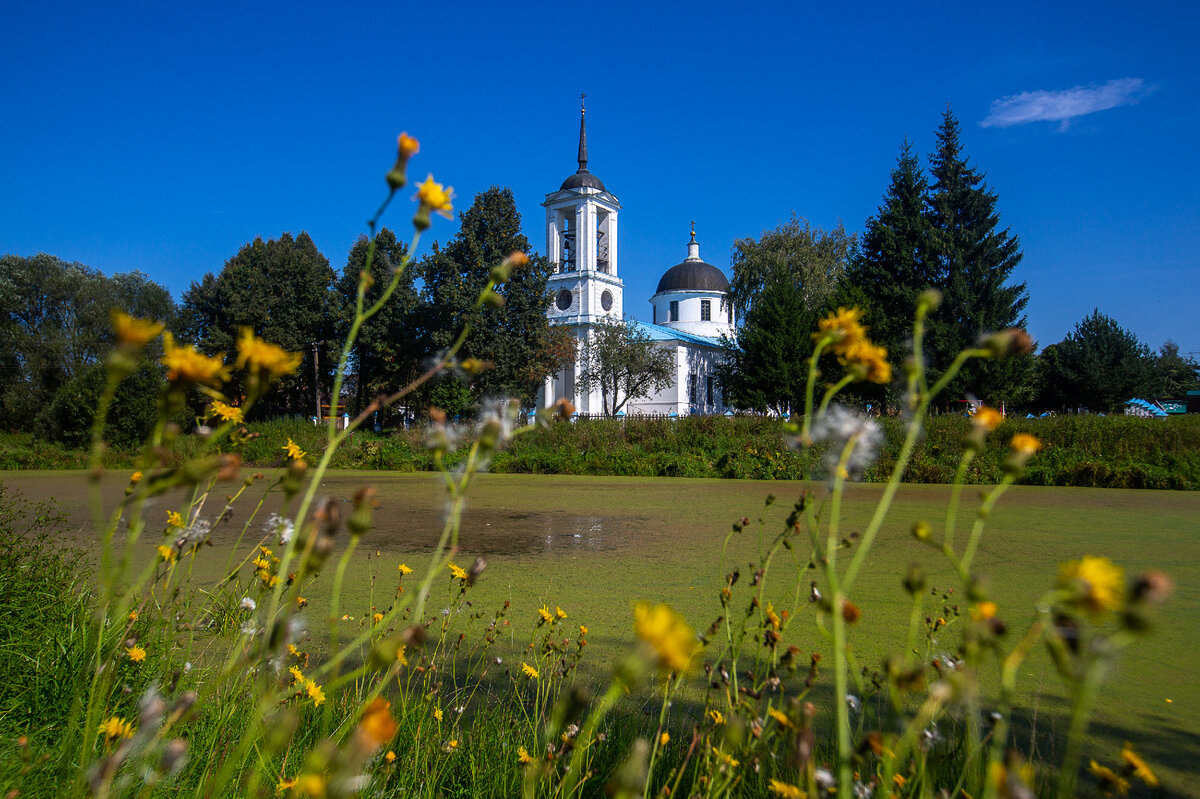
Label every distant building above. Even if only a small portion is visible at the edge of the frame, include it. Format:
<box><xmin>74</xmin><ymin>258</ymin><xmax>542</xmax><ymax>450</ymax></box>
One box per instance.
<box><xmin>540</xmin><ymin>109</ymin><xmax>735</xmax><ymax>416</ymax></box>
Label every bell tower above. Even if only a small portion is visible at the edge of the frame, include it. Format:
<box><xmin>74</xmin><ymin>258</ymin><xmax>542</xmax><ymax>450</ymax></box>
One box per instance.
<box><xmin>542</xmin><ymin>101</ymin><xmax>623</xmax><ymax>327</ymax></box>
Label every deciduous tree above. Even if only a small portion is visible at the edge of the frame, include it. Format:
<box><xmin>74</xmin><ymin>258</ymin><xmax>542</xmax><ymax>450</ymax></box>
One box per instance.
<box><xmin>577</xmin><ymin>316</ymin><xmax>674</xmax><ymax>417</ymax></box>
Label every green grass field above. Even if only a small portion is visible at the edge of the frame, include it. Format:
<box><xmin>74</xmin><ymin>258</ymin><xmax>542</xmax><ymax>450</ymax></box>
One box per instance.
<box><xmin>5</xmin><ymin>471</ymin><xmax>1198</xmax><ymax>794</ymax></box>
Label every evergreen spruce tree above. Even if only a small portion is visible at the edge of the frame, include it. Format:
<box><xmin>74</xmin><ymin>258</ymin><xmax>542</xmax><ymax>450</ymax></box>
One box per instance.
<box><xmin>843</xmin><ymin>141</ymin><xmax>934</xmax><ymax>406</ymax></box>
<box><xmin>419</xmin><ymin>186</ymin><xmax>558</xmax><ymax>410</ymax></box>
<box><xmin>926</xmin><ymin>109</ymin><xmax>1034</xmax><ymax>406</ymax></box>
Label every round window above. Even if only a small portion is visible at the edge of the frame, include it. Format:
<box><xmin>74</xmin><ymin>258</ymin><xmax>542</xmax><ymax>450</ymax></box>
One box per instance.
<box><xmin>601</xmin><ymin>290</ymin><xmax>613</xmax><ymax>311</ymax></box>
<box><xmin>555</xmin><ymin>289</ymin><xmax>572</xmax><ymax>311</ymax></box>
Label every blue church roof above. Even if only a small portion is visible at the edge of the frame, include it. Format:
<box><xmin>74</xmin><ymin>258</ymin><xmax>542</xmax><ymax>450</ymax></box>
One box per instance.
<box><xmin>630</xmin><ymin>320</ymin><xmax>724</xmax><ymax>348</ymax></box>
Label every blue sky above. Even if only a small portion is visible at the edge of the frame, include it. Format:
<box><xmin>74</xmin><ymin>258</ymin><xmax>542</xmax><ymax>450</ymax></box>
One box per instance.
<box><xmin>2</xmin><ymin>1</ymin><xmax>1197</xmax><ymax>355</ymax></box>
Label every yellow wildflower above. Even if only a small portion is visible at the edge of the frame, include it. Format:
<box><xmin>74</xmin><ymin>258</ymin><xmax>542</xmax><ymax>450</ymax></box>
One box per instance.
<box><xmin>1089</xmin><ymin>760</ymin><xmax>1130</xmax><ymax>796</ymax></box>
<box><xmin>521</xmin><ymin>662</ymin><xmax>539</xmax><ymax>680</ymax></box>
<box><xmin>518</xmin><ymin>746</ymin><xmax>535</xmax><ymax>764</ymax></box>
<box><xmin>416</xmin><ymin>175</ymin><xmax>454</xmax><ymax>218</ymax></box>
<box><xmin>433</xmin><ymin>707</ymin><xmax>443</xmax><ymax>721</ymax></box>
<box><xmin>385</xmin><ymin>750</ymin><xmax>396</xmax><ymax>763</ymax></box>
<box><xmin>236</xmin><ymin>328</ymin><xmax>301</xmax><ymax>379</ymax></box>
<box><xmin>634</xmin><ymin>602</ymin><xmax>701</xmax><ymax>674</ymax></box>
<box><xmin>126</xmin><ymin>645</ymin><xmax>146</xmax><ymax>663</ymax></box>
<box><xmin>289</xmin><ymin>666</ymin><xmax>304</xmax><ymax>683</ymax></box>
<box><xmin>555</xmin><ymin>606</ymin><xmax>568</xmax><ymax>620</ymax></box>
<box><xmin>276</xmin><ymin>776</ymin><xmax>296</xmax><ymax>793</ymax></box>
<box><xmin>252</xmin><ymin>556</ymin><xmax>270</xmax><ymax>571</ymax></box>
<box><xmin>358</xmin><ymin>697</ymin><xmax>397</xmax><ymax>748</ymax></box>
<box><xmin>447</xmin><ymin>739</ymin><xmax>458</xmax><ymax>750</ymax></box>
<box><xmin>305</xmin><ymin>679</ymin><xmax>325</xmax><ymax>706</ymax></box>
<box><xmin>112</xmin><ymin>310</ymin><xmax>164</xmax><ymax>347</ymax></box>
<box><xmin>767</xmin><ymin>708</ymin><xmax>791</xmax><ymax>728</ymax></box>
<box><xmin>708</xmin><ymin>709</ymin><xmax>725</xmax><ymax>725</ymax></box>
<box><xmin>447</xmin><ymin>562</ymin><xmax>468</xmax><ymax>581</ymax></box>
<box><xmin>287</xmin><ymin>643</ymin><xmax>300</xmax><ymax>657</ymax></box>
<box><xmin>579</xmin><ymin>624</ymin><xmax>589</xmax><ymax>636</ymax></box>
<box><xmin>98</xmin><ymin>716</ymin><xmax>134</xmax><ymax>741</ymax></box>
<box><xmin>157</xmin><ymin>544</ymin><xmax>177</xmax><ymax>563</ymax></box>
<box><xmin>296</xmin><ymin>596</ymin><xmax>308</xmax><ymax>609</ymax></box>
<box><xmin>765</xmin><ymin>602</ymin><xmax>781</xmax><ymax>630</ymax></box>
<box><xmin>971</xmin><ymin>601</ymin><xmax>998</xmax><ymax>621</ymax></box>
<box><xmin>387</xmin><ymin>132</ymin><xmax>420</xmax><ymax>189</ymax></box>
<box><xmin>396</xmin><ymin>645</ymin><xmax>408</xmax><ymax>666</ymax></box>
<box><xmin>128</xmin><ymin>610</ymin><xmax>138</xmax><ymax>621</ymax></box>
<box><xmin>372</xmin><ymin>612</ymin><xmax>384</xmax><ymax>625</ymax></box>
<box><xmin>1121</xmin><ymin>742</ymin><xmax>1158</xmax><ymax>787</ymax></box>
<box><xmin>815</xmin><ymin>307</ymin><xmax>867</xmax><ymax>350</ymax></box>
<box><xmin>209</xmin><ymin>400</ymin><xmax>243</xmax><ymax>423</ymax></box>
<box><xmin>659</xmin><ymin>732</ymin><xmax>670</xmax><ymax>746</ymax></box>
<box><xmin>768</xmin><ymin>779</ymin><xmax>806</xmax><ymax>798</ymax></box>
<box><xmin>161</xmin><ymin>333</ymin><xmax>227</xmax><ymax>386</ymax></box>
<box><xmin>130</xmin><ymin>470</ymin><xmax>143</xmax><ymax>484</ymax></box>
<box><xmin>1058</xmin><ymin>556</ymin><xmax>1125</xmax><ymax>619</ymax></box>
<box><xmin>973</xmin><ymin>406</ymin><xmax>1004</xmax><ymax>431</ymax></box>
<box><xmin>842</xmin><ymin>338</ymin><xmax>892</xmax><ymax>384</ymax></box>
<box><xmin>292</xmin><ymin>774</ymin><xmax>327</xmax><ymax>797</ymax></box>
<box><xmin>537</xmin><ymin>605</ymin><xmax>553</xmax><ymax>624</ymax></box>
<box><xmin>283</xmin><ymin>438</ymin><xmax>306</xmax><ymax>460</ymax></box>
<box><xmin>166</xmin><ymin>511</ymin><xmax>185</xmax><ymax>529</ymax></box>
<box><xmin>712</xmin><ymin>746</ymin><xmax>739</xmax><ymax>768</ymax></box>
<box><xmin>1010</xmin><ymin>433</ymin><xmax>1042</xmax><ymax>455</ymax></box>
<box><xmin>398</xmin><ymin>563</ymin><xmax>413</xmax><ymax>575</ymax></box>
<box><xmin>397</xmin><ymin>132</ymin><xmax>420</xmax><ymax>159</ymax></box>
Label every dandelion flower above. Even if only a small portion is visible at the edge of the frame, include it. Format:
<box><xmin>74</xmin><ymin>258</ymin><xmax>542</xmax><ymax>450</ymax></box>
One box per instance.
<box><xmin>128</xmin><ymin>610</ymin><xmax>138</xmax><ymax>621</ymax></box>
<box><xmin>707</xmin><ymin>709</ymin><xmax>725</xmax><ymax>725</ymax></box>
<box><xmin>305</xmin><ymin>679</ymin><xmax>325</xmax><ymax>706</ymax></box>
<box><xmin>112</xmin><ymin>310</ymin><xmax>164</xmax><ymax>347</ymax></box>
<box><xmin>972</xmin><ymin>406</ymin><xmax>1004</xmax><ymax>431</ymax></box>
<box><xmin>98</xmin><ymin>716</ymin><xmax>134</xmax><ymax>741</ymax></box>
<box><xmin>395</xmin><ymin>645</ymin><xmax>408</xmax><ymax>667</ymax></box>
<box><xmin>157</xmin><ymin>544</ymin><xmax>177</xmax><ymax>563</ymax></box>
<box><xmin>161</xmin><ymin>333</ymin><xmax>228</xmax><ymax>386</ymax></box>
<box><xmin>815</xmin><ymin>307</ymin><xmax>867</xmax><ymax>350</ymax></box>
<box><xmin>767</xmin><ymin>708</ymin><xmax>791</xmax><ymax>728</ymax></box>
<box><xmin>971</xmin><ymin>601</ymin><xmax>998</xmax><ymax>621</ymax></box>
<box><xmin>208</xmin><ymin>400</ymin><xmax>243</xmax><ymax>423</ymax></box>
<box><xmin>287</xmin><ymin>643</ymin><xmax>301</xmax><ymax>657</ymax></box>
<box><xmin>385</xmin><ymin>750</ymin><xmax>396</xmax><ymax>763</ymax></box>
<box><xmin>447</xmin><ymin>739</ymin><xmax>458</xmax><ymax>750</ymax></box>
<box><xmin>276</xmin><ymin>776</ymin><xmax>297</xmax><ymax>793</ymax></box>
<box><xmin>517</xmin><ymin>746</ymin><xmax>535</xmax><ymax>764</ymax></box>
<box><xmin>537</xmin><ymin>605</ymin><xmax>553</xmax><ymax>624</ymax></box>
<box><xmin>166</xmin><ymin>511</ymin><xmax>185</xmax><ymax>529</ymax></box>
<box><xmin>289</xmin><ymin>666</ymin><xmax>304</xmax><ymax>683</ymax></box>
<box><xmin>126</xmin><ymin>645</ymin><xmax>146</xmax><ymax>663</ymax></box>
<box><xmin>282</xmin><ymin>438</ymin><xmax>306</xmax><ymax>461</ymax></box>
<box><xmin>398</xmin><ymin>563</ymin><xmax>413</xmax><ymax>575</ymax></box>
<box><xmin>416</xmin><ymin>175</ymin><xmax>454</xmax><ymax>217</ymax></box>
<box><xmin>634</xmin><ymin>602</ymin><xmax>701</xmax><ymax>674</ymax></box>
<box><xmin>659</xmin><ymin>732</ymin><xmax>670</xmax><ymax>746</ymax></box>
<box><xmin>130</xmin><ymin>470</ymin><xmax>143</xmax><ymax>484</ymax></box>
<box><xmin>579</xmin><ymin>624</ymin><xmax>589</xmax><ymax>636</ymax></box>
<box><xmin>1089</xmin><ymin>760</ymin><xmax>1130</xmax><ymax>796</ymax></box>
<box><xmin>358</xmin><ymin>697</ymin><xmax>397</xmax><ymax>747</ymax></box>
<box><xmin>236</xmin><ymin>328</ymin><xmax>301</xmax><ymax>379</ymax></box>
<box><xmin>372</xmin><ymin>612</ymin><xmax>384</xmax><ymax>625</ymax></box>
<box><xmin>768</xmin><ymin>779</ymin><xmax>805</xmax><ymax>798</ymax></box>
<box><xmin>447</xmin><ymin>562</ymin><xmax>468</xmax><ymax>581</ymax></box>
<box><xmin>1010</xmin><ymin>433</ymin><xmax>1042</xmax><ymax>455</ymax></box>
<box><xmin>521</xmin><ymin>662</ymin><xmax>539</xmax><ymax>680</ymax></box>
<box><xmin>1121</xmin><ymin>742</ymin><xmax>1158</xmax><ymax>787</ymax></box>
<box><xmin>1058</xmin><ymin>556</ymin><xmax>1124</xmax><ymax>619</ymax></box>
<box><xmin>555</xmin><ymin>606</ymin><xmax>568</xmax><ymax>620</ymax></box>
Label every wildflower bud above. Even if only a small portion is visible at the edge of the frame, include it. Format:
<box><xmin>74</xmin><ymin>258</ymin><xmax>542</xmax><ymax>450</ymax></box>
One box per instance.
<box><xmin>314</xmin><ymin>497</ymin><xmax>341</xmax><ymax>535</ymax></box>
<box><xmin>217</xmin><ymin>453</ymin><xmax>241</xmax><ymax>482</ymax></box>
<box><xmin>613</xmin><ymin>653</ymin><xmax>646</xmax><ymax>692</ymax></box>
<box><xmin>1003</xmin><ymin>433</ymin><xmax>1042</xmax><ymax>476</ymax></box>
<box><xmin>912</xmin><ymin>520</ymin><xmax>933</xmax><ymax>543</ymax></box>
<box><xmin>386</xmin><ymin>133</ymin><xmax>420</xmax><ymax>190</ymax></box>
<box><xmin>467</xmin><ymin>557</ymin><xmax>487</xmax><ymax>587</ymax></box>
<box><xmin>483</xmin><ymin>288</ymin><xmax>505</xmax><ymax>308</ymax></box>
<box><xmin>554</xmin><ymin>398</ymin><xmax>575</xmax><ymax>420</ymax></box>
<box><xmin>841</xmin><ymin>599</ymin><xmax>862</xmax><ymax>624</ymax></box>
<box><xmin>980</xmin><ymin>328</ymin><xmax>1034</xmax><ymax>359</ymax></box>
<box><xmin>489</xmin><ymin>251</ymin><xmax>528</xmax><ymax>283</ymax></box>
<box><xmin>168</xmin><ymin>691</ymin><xmax>198</xmax><ymax>724</ymax></box>
<box><xmin>359</xmin><ymin>269</ymin><xmax>375</xmax><ymax>291</ymax></box>
<box><xmin>283</xmin><ymin>459</ymin><xmax>307</xmax><ymax>499</ymax></box>
<box><xmin>903</xmin><ymin>563</ymin><xmax>927</xmax><ymax>596</ymax></box>
<box><xmin>347</xmin><ymin>486</ymin><xmax>376</xmax><ymax>538</ymax></box>
<box><xmin>160</xmin><ymin>739</ymin><xmax>188</xmax><ymax>775</ymax></box>
<box><xmin>459</xmin><ymin>358</ymin><xmax>494</xmax><ymax>375</ymax></box>
<box><xmin>181</xmin><ymin>455</ymin><xmax>221</xmax><ymax>485</ymax></box>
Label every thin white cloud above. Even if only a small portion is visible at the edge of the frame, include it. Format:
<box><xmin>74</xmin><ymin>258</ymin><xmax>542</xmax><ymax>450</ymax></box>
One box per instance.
<box><xmin>980</xmin><ymin>78</ymin><xmax>1152</xmax><ymax>131</ymax></box>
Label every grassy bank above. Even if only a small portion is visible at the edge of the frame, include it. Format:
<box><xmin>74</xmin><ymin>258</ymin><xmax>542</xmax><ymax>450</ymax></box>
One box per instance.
<box><xmin>4</xmin><ymin>413</ymin><xmax>1198</xmax><ymax>489</ymax></box>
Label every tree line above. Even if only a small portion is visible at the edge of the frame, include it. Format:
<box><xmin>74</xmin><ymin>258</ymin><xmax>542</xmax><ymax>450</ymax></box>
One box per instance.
<box><xmin>718</xmin><ymin>110</ymin><xmax>1198</xmax><ymax>415</ymax></box>
<box><xmin>1</xmin><ymin>188</ymin><xmax>571</xmax><ymax>445</ymax></box>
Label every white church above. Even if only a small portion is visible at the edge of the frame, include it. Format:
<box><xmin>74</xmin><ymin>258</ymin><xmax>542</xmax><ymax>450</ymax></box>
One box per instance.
<box><xmin>539</xmin><ymin>110</ymin><xmax>736</xmax><ymax>416</ymax></box>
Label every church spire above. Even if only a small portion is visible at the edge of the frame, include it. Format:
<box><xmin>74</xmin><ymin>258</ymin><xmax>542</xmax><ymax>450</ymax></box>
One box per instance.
<box><xmin>577</xmin><ymin>96</ymin><xmax>589</xmax><ymax>173</ymax></box>
<box><xmin>686</xmin><ymin>221</ymin><xmax>701</xmax><ymax>261</ymax></box>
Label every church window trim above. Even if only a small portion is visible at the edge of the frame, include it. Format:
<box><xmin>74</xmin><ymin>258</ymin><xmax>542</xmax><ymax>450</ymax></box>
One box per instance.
<box><xmin>669</xmin><ymin>301</ymin><xmax>679</xmax><ymax>322</ymax></box>
<box><xmin>700</xmin><ymin>299</ymin><xmax>711</xmax><ymax>321</ymax></box>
